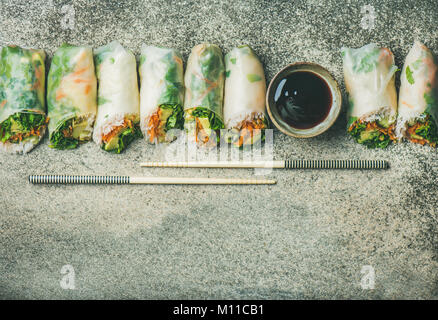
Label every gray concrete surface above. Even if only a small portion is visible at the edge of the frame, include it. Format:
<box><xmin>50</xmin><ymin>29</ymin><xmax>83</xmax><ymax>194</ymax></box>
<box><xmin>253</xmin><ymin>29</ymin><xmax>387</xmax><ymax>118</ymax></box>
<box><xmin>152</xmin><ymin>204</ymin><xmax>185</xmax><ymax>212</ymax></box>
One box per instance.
<box><xmin>1</xmin><ymin>0</ymin><xmax>437</xmax><ymax>299</ymax></box>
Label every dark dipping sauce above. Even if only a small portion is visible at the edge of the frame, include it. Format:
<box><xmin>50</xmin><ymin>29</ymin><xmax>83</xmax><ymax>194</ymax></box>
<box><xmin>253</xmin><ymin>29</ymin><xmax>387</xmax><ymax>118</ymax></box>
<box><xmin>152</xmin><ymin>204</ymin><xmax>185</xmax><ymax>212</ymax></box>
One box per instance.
<box><xmin>274</xmin><ymin>71</ymin><xmax>332</xmax><ymax>129</ymax></box>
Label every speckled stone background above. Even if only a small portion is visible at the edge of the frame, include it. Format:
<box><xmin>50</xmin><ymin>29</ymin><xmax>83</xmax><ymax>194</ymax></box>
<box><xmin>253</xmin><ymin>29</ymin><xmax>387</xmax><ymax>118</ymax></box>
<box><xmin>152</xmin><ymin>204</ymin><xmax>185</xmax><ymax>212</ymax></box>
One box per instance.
<box><xmin>1</xmin><ymin>0</ymin><xmax>437</xmax><ymax>299</ymax></box>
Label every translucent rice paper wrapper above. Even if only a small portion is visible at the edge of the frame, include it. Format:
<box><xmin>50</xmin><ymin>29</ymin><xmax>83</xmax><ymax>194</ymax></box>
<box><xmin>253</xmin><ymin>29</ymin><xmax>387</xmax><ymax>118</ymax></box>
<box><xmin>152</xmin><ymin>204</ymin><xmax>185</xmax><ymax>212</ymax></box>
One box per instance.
<box><xmin>184</xmin><ymin>43</ymin><xmax>225</xmax><ymax>121</ymax></box>
<box><xmin>342</xmin><ymin>44</ymin><xmax>398</xmax><ymax>125</ymax></box>
<box><xmin>93</xmin><ymin>41</ymin><xmax>140</xmax><ymax>145</ymax></box>
<box><xmin>396</xmin><ymin>41</ymin><xmax>438</xmax><ymax>138</ymax></box>
<box><xmin>47</xmin><ymin>44</ymin><xmax>97</xmax><ymax>138</ymax></box>
<box><xmin>0</xmin><ymin>46</ymin><xmax>46</xmax><ymax>153</ymax></box>
<box><xmin>224</xmin><ymin>45</ymin><xmax>266</xmax><ymax>128</ymax></box>
<box><xmin>139</xmin><ymin>45</ymin><xmax>184</xmax><ymax>138</ymax></box>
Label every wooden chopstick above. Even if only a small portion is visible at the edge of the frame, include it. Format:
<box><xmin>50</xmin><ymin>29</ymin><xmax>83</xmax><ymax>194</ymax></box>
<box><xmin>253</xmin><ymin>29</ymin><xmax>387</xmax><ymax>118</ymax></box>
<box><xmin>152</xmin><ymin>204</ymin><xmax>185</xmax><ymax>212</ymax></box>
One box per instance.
<box><xmin>28</xmin><ymin>175</ymin><xmax>276</xmax><ymax>185</ymax></box>
<box><xmin>140</xmin><ymin>160</ymin><xmax>389</xmax><ymax>170</ymax></box>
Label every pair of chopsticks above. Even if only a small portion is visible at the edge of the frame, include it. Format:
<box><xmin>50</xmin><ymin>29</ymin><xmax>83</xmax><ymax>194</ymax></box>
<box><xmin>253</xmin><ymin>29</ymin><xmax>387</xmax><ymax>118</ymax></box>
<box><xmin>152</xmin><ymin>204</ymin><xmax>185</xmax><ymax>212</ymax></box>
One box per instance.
<box><xmin>29</xmin><ymin>159</ymin><xmax>388</xmax><ymax>186</ymax></box>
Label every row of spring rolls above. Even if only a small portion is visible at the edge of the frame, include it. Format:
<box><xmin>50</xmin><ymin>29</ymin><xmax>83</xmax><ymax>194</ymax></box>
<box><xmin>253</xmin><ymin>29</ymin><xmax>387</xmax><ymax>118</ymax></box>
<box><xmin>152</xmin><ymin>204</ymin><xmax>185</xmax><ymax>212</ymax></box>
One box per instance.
<box><xmin>145</xmin><ymin>43</ymin><xmax>268</xmax><ymax>148</ymax></box>
<box><xmin>342</xmin><ymin>41</ymin><xmax>438</xmax><ymax>148</ymax></box>
<box><xmin>0</xmin><ymin>42</ymin><xmax>268</xmax><ymax>154</ymax></box>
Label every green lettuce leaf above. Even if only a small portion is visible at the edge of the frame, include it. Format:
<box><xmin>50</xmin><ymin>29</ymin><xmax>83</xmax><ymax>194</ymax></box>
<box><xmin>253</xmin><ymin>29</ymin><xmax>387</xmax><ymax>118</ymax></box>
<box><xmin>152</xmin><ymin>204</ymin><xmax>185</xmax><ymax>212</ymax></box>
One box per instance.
<box><xmin>414</xmin><ymin>113</ymin><xmax>438</xmax><ymax>144</ymax></box>
<box><xmin>103</xmin><ymin>125</ymin><xmax>142</xmax><ymax>154</ymax></box>
<box><xmin>0</xmin><ymin>112</ymin><xmax>46</xmax><ymax>143</ymax></box>
<box><xmin>348</xmin><ymin>120</ymin><xmax>392</xmax><ymax>149</ymax></box>
<box><xmin>161</xmin><ymin>104</ymin><xmax>184</xmax><ymax>131</ymax></box>
<box><xmin>191</xmin><ymin>107</ymin><xmax>224</xmax><ymax>131</ymax></box>
<box><xmin>49</xmin><ymin>118</ymin><xmax>78</xmax><ymax>149</ymax></box>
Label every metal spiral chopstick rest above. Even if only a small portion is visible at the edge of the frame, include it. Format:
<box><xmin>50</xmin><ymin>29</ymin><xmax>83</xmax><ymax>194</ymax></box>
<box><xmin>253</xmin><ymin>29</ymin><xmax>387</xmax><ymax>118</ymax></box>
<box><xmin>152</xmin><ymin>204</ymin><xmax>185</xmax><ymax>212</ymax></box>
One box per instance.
<box><xmin>29</xmin><ymin>175</ymin><xmax>130</xmax><ymax>185</ymax></box>
<box><xmin>283</xmin><ymin>159</ymin><xmax>388</xmax><ymax>169</ymax></box>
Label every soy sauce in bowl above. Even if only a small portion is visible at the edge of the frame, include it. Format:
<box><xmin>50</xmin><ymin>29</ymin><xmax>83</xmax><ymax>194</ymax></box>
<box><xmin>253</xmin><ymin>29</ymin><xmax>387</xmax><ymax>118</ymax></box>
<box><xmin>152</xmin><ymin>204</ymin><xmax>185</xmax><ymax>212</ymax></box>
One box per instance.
<box><xmin>274</xmin><ymin>71</ymin><xmax>332</xmax><ymax>130</ymax></box>
<box><xmin>266</xmin><ymin>62</ymin><xmax>342</xmax><ymax>138</ymax></box>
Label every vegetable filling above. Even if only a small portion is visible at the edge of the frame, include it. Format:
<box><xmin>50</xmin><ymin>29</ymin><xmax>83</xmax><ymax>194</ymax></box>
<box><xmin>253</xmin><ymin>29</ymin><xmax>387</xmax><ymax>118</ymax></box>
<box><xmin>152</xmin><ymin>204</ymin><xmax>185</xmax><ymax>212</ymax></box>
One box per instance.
<box><xmin>184</xmin><ymin>107</ymin><xmax>224</xmax><ymax>145</ymax></box>
<box><xmin>147</xmin><ymin>104</ymin><xmax>184</xmax><ymax>143</ymax></box>
<box><xmin>101</xmin><ymin>118</ymin><xmax>142</xmax><ymax>153</ymax></box>
<box><xmin>0</xmin><ymin>112</ymin><xmax>48</xmax><ymax>144</ymax></box>
<box><xmin>405</xmin><ymin>113</ymin><xmax>438</xmax><ymax>147</ymax></box>
<box><xmin>49</xmin><ymin>116</ymin><xmax>93</xmax><ymax>150</ymax></box>
<box><xmin>348</xmin><ymin>119</ymin><xmax>396</xmax><ymax>149</ymax></box>
<box><xmin>225</xmin><ymin>117</ymin><xmax>267</xmax><ymax>147</ymax></box>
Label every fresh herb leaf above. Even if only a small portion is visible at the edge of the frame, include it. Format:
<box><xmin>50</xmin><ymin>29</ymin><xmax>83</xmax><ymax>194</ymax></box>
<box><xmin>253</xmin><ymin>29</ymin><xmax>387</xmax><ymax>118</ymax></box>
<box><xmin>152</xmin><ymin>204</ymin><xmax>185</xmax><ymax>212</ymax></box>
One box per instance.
<box><xmin>98</xmin><ymin>96</ymin><xmax>111</xmax><ymax>105</ymax></box>
<box><xmin>352</xmin><ymin>47</ymin><xmax>381</xmax><ymax>74</ymax></box>
<box><xmin>406</xmin><ymin>66</ymin><xmax>415</xmax><ymax>85</ymax></box>
<box><xmin>247</xmin><ymin>74</ymin><xmax>262</xmax><ymax>83</ymax></box>
<box><xmin>139</xmin><ymin>55</ymin><xmax>146</xmax><ymax>66</ymax></box>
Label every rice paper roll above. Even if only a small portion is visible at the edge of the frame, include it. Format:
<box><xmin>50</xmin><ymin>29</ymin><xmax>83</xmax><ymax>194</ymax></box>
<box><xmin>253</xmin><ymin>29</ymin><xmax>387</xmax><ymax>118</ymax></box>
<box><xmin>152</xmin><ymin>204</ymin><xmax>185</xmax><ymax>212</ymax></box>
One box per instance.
<box><xmin>224</xmin><ymin>45</ymin><xmax>268</xmax><ymax>147</ymax></box>
<box><xmin>139</xmin><ymin>45</ymin><xmax>184</xmax><ymax>143</ymax></box>
<box><xmin>396</xmin><ymin>41</ymin><xmax>438</xmax><ymax>147</ymax></box>
<box><xmin>93</xmin><ymin>41</ymin><xmax>141</xmax><ymax>153</ymax></box>
<box><xmin>47</xmin><ymin>44</ymin><xmax>97</xmax><ymax>149</ymax></box>
<box><xmin>184</xmin><ymin>43</ymin><xmax>225</xmax><ymax>146</ymax></box>
<box><xmin>342</xmin><ymin>44</ymin><xmax>398</xmax><ymax>148</ymax></box>
<box><xmin>0</xmin><ymin>45</ymin><xmax>47</xmax><ymax>154</ymax></box>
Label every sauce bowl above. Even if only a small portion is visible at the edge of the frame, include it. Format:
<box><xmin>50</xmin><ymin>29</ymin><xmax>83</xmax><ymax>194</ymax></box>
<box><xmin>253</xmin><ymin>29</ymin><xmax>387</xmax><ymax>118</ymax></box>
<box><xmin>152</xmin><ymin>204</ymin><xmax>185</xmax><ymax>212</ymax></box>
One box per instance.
<box><xmin>266</xmin><ymin>62</ymin><xmax>342</xmax><ymax>138</ymax></box>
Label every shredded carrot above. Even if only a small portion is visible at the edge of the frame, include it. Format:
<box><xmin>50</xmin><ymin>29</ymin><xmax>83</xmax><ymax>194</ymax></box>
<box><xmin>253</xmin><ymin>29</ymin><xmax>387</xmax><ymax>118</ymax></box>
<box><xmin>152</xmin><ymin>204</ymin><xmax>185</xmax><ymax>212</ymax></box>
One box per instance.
<box><xmin>379</xmin><ymin>48</ymin><xmax>393</xmax><ymax>61</ymax></box>
<box><xmin>84</xmin><ymin>84</ymin><xmax>91</xmax><ymax>95</ymax></box>
<box><xmin>147</xmin><ymin>109</ymin><xmax>161</xmax><ymax>143</ymax></box>
<box><xmin>195</xmin><ymin>117</ymin><xmax>201</xmax><ymax>143</ymax></box>
<box><xmin>101</xmin><ymin>118</ymin><xmax>133</xmax><ymax>143</ymax></box>
<box><xmin>0</xmin><ymin>100</ymin><xmax>7</xmax><ymax>108</ymax></box>
<box><xmin>402</xmin><ymin>101</ymin><xmax>416</xmax><ymax>109</ymax></box>
<box><xmin>192</xmin><ymin>71</ymin><xmax>218</xmax><ymax>104</ymax></box>
<box><xmin>195</xmin><ymin>117</ymin><xmax>210</xmax><ymax>144</ymax></box>
<box><xmin>232</xmin><ymin>118</ymin><xmax>266</xmax><ymax>147</ymax></box>
<box><xmin>32</xmin><ymin>66</ymin><xmax>43</xmax><ymax>90</ymax></box>
<box><xmin>56</xmin><ymin>91</ymin><xmax>66</xmax><ymax>101</ymax></box>
<box><xmin>174</xmin><ymin>56</ymin><xmax>183</xmax><ymax>66</ymax></box>
<box><xmin>72</xmin><ymin>67</ymin><xmax>87</xmax><ymax>77</ymax></box>
<box><xmin>74</xmin><ymin>78</ymin><xmax>89</xmax><ymax>84</ymax></box>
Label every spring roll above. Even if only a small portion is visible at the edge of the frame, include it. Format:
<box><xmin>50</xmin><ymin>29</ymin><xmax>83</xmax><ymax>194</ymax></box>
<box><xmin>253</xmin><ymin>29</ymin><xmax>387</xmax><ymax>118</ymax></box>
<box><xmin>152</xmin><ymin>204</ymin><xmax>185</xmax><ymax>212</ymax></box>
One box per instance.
<box><xmin>93</xmin><ymin>41</ymin><xmax>141</xmax><ymax>153</ymax></box>
<box><xmin>0</xmin><ymin>45</ymin><xmax>47</xmax><ymax>154</ymax></box>
<box><xmin>342</xmin><ymin>44</ymin><xmax>398</xmax><ymax>148</ymax></box>
<box><xmin>139</xmin><ymin>45</ymin><xmax>184</xmax><ymax>143</ymax></box>
<box><xmin>396</xmin><ymin>41</ymin><xmax>438</xmax><ymax>147</ymax></box>
<box><xmin>47</xmin><ymin>44</ymin><xmax>97</xmax><ymax>149</ymax></box>
<box><xmin>184</xmin><ymin>43</ymin><xmax>225</xmax><ymax>146</ymax></box>
<box><xmin>223</xmin><ymin>45</ymin><xmax>268</xmax><ymax>147</ymax></box>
